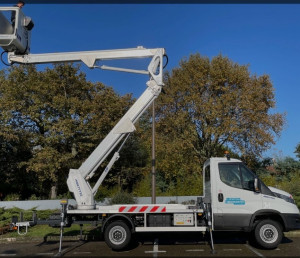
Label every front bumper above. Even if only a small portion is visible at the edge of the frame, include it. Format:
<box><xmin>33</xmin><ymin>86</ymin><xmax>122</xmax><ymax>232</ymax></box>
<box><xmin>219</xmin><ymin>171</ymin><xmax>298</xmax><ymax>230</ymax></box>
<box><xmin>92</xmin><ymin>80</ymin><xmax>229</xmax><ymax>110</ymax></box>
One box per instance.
<box><xmin>282</xmin><ymin>213</ymin><xmax>300</xmax><ymax>231</ymax></box>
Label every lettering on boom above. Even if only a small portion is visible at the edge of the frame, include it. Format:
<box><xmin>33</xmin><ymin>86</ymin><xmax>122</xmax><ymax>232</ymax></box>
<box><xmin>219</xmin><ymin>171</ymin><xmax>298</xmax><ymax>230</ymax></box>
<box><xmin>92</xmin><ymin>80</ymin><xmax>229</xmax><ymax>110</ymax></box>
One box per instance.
<box><xmin>225</xmin><ymin>198</ymin><xmax>245</xmax><ymax>205</ymax></box>
<box><xmin>75</xmin><ymin>179</ymin><xmax>83</xmax><ymax>197</ymax></box>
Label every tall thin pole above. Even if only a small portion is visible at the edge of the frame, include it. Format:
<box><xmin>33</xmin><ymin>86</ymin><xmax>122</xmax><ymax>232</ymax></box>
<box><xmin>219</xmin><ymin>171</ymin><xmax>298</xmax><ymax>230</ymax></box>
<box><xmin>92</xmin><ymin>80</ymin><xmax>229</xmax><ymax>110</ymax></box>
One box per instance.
<box><xmin>151</xmin><ymin>101</ymin><xmax>156</xmax><ymax>204</ymax></box>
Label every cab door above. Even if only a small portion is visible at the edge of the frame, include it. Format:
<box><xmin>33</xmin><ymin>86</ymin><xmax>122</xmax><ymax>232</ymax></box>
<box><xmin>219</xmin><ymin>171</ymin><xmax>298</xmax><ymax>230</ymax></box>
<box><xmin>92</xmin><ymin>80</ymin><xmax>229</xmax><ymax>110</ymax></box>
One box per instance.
<box><xmin>213</xmin><ymin>162</ymin><xmax>262</xmax><ymax>230</ymax></box>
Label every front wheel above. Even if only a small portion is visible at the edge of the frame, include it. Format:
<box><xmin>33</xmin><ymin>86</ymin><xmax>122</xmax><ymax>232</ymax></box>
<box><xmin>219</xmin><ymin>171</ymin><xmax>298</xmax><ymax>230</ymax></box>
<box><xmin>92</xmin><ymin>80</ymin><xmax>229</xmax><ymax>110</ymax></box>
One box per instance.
<box><xmin>254</xmin><ymin>219</ymin><xmax>283</xmax><ymax>249</ymax></box>
<box><xmin>104</xmin><ymin>220</ymin><xmax>131</xmax><ymax>250</ymax></box>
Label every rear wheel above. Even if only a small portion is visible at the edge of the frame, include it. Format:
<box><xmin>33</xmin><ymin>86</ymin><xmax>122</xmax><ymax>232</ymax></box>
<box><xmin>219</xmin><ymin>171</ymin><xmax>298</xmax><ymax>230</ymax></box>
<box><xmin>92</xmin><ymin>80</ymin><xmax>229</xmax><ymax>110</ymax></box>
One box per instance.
<box><xmin>254</xmin><ymin>219</ymin><xmax>282</xmax><ymax>249</ymax></box>
<box><xmin>104</xmin><ymin>220</ymin><xmax>131</xmax><ymax>250</ymax></box>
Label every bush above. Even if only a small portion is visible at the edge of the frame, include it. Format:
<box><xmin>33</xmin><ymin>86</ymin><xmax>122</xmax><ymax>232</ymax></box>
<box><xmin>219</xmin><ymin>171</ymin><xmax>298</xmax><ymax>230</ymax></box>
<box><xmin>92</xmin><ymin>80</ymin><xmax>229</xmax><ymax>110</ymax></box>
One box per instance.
<box><xmin>277</xmin><ymin>173</ymin><xmax>300</xmax><ymax>209</ymax></box>
<box><xmin>182</xmin><ymin>199</ymin><xmax>196</xmax><ymax>205</ymax></box>
<box><xmin>133</xmin><ymin>174</ymin><xmax>153</xmax><ymax>197</ymax></box>
<box><xmin>3</xmin><ymin>193</ymin><xmax>21</xmax><ymax>201</ymax></box>
<box><xmin>133</xmin><ymin>173</ymin><xmax>203</xmax><ymax>197</ymax></box>
<box><xmin>260</xmin><ymin>171</ymin><xmax>300</xmax><ymax>209</ymax></box>
<box><xmin>108</xmin><ymin>191</ymin><xmax>137</xmax><ymax>205</ymax></box>
<box><xmin>28</xmin><ymin>194</ymin><xmax>41</xmax><ymax>200</ymax></box>
<box><xmin>94</xmin><ymin>185</ymin><xmax>119</xmax><ymax>202</ymax></box>
<box><xmin>56</xmin><ymin>192</ymin><xmax>73</xmax><ymax>200</ymax></box>
<box><xmin>259</xmin><ymin>174</ymin><xmax>277</xmax><ymax>188</ymax></box>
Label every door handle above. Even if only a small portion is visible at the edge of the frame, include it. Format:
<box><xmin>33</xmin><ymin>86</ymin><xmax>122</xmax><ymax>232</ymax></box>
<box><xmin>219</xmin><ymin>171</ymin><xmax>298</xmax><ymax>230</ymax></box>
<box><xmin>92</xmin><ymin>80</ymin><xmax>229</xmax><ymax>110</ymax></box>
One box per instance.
<box><xmin>218</xmin><ymin>193</ymin><xmax>224</xmax><ymax>202</ymax></box>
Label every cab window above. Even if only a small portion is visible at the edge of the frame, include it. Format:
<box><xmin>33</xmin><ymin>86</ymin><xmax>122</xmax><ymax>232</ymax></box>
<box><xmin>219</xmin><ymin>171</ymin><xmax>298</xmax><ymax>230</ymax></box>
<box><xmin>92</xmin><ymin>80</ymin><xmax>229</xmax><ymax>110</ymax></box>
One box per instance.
<box><xmin>219</xmin><ymin>163</ymin><xmax>242</xmax><ymax>189</ymax></box>
<box><xmin>219</xmin><ymin>163</ymin><xmax>256</xmax><ymax>191</ymax></box>
<box><xmin>240</xmin><ymin>165</ymin><xmax>255</xmax><ymax>191</ymax></box>
<box><xmin>205</xmin><ymin>165</ymin><xmax>210</xmax><ymax>183</ymax></box>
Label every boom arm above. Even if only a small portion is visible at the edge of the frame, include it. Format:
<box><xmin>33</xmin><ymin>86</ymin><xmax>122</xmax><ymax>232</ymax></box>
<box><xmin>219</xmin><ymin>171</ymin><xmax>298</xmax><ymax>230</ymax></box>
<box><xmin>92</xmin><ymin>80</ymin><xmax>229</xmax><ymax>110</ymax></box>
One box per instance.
<box><xmin>8</xmin><ymin>47</ymin><xmax>164</xmax><ymax>85</ymax></box>
<box><xmin>9</xmin><ymin>47</ymin><xmax>165</xmax><ymax>210</ymax></box>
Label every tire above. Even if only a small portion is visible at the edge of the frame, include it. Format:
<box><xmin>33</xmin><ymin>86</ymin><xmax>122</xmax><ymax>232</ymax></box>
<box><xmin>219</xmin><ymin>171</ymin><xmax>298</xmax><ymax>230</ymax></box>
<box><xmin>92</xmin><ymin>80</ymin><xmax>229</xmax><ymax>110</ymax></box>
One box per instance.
<box><xmin>254</xmin><ymin>219</ymin><xmax>283</xmax><ymax>249</ymax></box>
<box><xmin>104</xmin><ymin>220</ymin><xmax>131</xmax><ymax>250</ymax></box>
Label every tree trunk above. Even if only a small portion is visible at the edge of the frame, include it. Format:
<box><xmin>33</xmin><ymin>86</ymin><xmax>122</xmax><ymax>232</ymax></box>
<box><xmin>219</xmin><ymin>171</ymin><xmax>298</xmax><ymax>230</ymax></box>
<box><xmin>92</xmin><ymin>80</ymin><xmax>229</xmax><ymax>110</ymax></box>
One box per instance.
<box><xmin>50</xmin><ymin>184</ymin><xmax>57</xmax><ymax>199</ymax></box>
<box><xmin>118</xmin><ymin>175</ymin><xmax>121</xmax><ymax>191</ymax></box>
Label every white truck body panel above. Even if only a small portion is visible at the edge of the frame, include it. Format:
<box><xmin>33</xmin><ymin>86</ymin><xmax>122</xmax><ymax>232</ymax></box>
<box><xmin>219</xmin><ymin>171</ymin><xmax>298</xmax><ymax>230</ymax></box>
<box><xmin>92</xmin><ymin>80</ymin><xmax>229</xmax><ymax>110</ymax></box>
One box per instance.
<box><xmin>67</xmin><ymin>204</ymin><xmax>203</xmax><ymax>215</ymax></box>
<box><xmin>135</xmin><ymin>227</ymin><xmax>207</xmax><ymax>232</ymax></box>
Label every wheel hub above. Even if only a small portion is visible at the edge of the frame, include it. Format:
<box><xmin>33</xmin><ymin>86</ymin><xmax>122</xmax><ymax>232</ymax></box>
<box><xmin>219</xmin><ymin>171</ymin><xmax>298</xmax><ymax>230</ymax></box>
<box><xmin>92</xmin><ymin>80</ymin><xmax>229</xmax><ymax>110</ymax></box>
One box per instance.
<box><xmin>260</xmin><ymin>224</ymin><xmax>278</xmax><ymax>244</ymax></box>
<box><xmin>264</xmin><ymin>229</ymin><xmax>274</xmax><ymax>239</ymax></box>
<box><xmin>109</xmin><ymin>225</ymin><xmax>126</xmax><ymax>245</ymax></box>
<box><xmin>113</xmin><ymin>230</ymin><xmax>123</xmax><ymax>241</ymax></box>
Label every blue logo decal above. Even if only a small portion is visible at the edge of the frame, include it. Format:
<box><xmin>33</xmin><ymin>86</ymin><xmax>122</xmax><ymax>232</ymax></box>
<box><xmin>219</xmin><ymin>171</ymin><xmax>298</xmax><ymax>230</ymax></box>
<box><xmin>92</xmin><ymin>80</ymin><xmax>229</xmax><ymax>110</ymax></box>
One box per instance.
<box><xmin>225</xmin><ymin>198</ymin><xmax>245</xmax><ymax>205</ymax></box>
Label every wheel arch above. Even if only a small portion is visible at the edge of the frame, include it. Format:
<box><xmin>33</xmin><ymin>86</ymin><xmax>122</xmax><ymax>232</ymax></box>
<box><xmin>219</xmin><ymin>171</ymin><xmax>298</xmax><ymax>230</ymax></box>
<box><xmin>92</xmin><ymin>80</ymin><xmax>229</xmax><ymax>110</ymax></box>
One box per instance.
<box><xmin>102</xmin><ymin>214</ymin><xmax>135</xmax><ymax>233</ymax></box>
<box><xmin>250</xmin><ymin>210</ymin><xmax>286</xmax><ymax>231</ymax></box>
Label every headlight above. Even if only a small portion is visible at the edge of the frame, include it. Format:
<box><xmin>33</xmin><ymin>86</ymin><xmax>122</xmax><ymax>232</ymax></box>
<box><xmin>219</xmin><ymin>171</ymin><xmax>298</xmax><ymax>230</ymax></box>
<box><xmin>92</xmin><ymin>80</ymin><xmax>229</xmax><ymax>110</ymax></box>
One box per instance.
<box><xmin>274</xmin><ymin>192</ymin><xmax>295</xmax><ymax>204</ymax></box>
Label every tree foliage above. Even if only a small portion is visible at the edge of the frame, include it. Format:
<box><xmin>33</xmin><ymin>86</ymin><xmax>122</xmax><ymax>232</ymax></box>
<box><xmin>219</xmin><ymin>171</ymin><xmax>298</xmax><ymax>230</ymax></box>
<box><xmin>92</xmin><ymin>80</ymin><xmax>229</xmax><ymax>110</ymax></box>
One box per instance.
<box><xmin>0</xmin><ymin>64</ymin><xmax>133</xmax><ymax>198</ymax></box>
<box><xmin>295</xmin><ymin>143</ymin><xmax>300</xmax><ymax>160</ymax></box>
<box><xmin>274</xmin><ymin>156</ymin><xmax>300</xmax><ymax>179</ymax></box>
<box><xmin>257</xmin><ymin>156</ymin><xmax>300</xmax><ymax>208</ymax></box>
<box><xmin>104</xmin><ymin>134</ymin><xmax>149</xmax><ymax>192</ymax></box>
<box><xmin>154</xmin><ymin>53</ymin><xmax>285</xmax><ymax>181</ymax></box>
<box><xmin>0</xmin><ymin>53</ymin><xmax>291</xmax><ymax>200</ymax></box>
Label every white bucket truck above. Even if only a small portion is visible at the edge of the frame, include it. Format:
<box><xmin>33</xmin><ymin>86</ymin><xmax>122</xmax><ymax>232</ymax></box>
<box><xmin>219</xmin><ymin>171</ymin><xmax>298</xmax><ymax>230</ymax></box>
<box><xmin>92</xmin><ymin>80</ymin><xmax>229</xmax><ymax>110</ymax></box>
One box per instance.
<box><xmin>1</xmin><ymin>6</ymin><xmax>299</xmax><ymax>252</ymax></box>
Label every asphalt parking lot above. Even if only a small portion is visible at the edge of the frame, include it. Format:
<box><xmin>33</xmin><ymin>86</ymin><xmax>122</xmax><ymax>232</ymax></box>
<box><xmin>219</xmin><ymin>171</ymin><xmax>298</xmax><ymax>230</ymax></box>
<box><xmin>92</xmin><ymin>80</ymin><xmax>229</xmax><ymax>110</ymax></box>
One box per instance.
<box><xmin>0</xmin><ymin>232</ymin><xmax>299</xmax><ymax>257</ymax></box>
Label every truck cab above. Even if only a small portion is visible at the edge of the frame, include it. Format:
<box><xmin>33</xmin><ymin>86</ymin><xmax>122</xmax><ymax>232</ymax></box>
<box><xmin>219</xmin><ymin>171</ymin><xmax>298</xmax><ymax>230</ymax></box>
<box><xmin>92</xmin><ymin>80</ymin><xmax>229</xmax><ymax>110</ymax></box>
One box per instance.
<box><xmin>204</xmin><ymin>157</ymin><xmax>300</xmax><ymax>248</ymax></box>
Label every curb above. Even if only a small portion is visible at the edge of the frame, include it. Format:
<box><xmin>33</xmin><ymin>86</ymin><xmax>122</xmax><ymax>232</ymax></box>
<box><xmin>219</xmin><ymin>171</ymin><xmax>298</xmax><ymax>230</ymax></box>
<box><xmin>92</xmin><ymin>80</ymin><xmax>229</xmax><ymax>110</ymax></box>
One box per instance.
<box><xmin>0</xmin><ymin>234</ymin><xmax>95</xmax><ymax>243</ymax></box>
<box><xmin>0</xmin><ymin>237</ymin><xmax>43</xmax><ymax>242</ymax></box>
<box><xmin>285</xmin><ymin>230</ymin><xmax>300</xmax><ymax>237</ymax></box>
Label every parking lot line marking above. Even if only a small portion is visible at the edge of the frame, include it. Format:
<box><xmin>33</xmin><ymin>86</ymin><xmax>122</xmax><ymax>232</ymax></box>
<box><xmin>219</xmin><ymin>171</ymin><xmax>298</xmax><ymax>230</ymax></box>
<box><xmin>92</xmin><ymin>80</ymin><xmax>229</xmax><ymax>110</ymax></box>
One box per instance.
<box><xmin>0</xmin><ymin>255</ymin><xmax>16</xmax><ymax>257</ymax></box>
<box><xmin>185</xmin><ymin>249</ymin><xmax>204</xmax><ymax>252</ymax></box>
<box><xmin>223</xmin><ymin>248</ymin><xmax>242</xmax><ymax>251</ymax></box>
<box><xmin>154</xmin><ymin>238</ymin><xmax>159</xmax><ymax>254</ymax></box>
<box><xmin>144</xmin><ymin>238</ymin><xmax>166</xmax><ymax>257</ymax></box>
<box><xmin>145</xmin><ymin>251</ymin><xmax>167</xmax><ymax>253</ymax></box>
<box><xmin>54</xmin><ymin>240</ymin><xmax>86</xmax><ymax>257</ymax></box>
<box><xmin>245</xmin><ymin>244</ymin><xmax>265</xmax><ymax>257</ymax></box>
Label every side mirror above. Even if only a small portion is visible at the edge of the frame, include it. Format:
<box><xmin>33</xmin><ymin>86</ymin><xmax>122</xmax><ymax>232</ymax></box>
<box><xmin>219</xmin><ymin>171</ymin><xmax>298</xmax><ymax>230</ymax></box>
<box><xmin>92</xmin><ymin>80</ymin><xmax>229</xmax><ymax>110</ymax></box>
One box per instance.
<box><xmin>254</xmin><ymin>178</ymin><xmax>260</xmax><ymax>193</ymax></box>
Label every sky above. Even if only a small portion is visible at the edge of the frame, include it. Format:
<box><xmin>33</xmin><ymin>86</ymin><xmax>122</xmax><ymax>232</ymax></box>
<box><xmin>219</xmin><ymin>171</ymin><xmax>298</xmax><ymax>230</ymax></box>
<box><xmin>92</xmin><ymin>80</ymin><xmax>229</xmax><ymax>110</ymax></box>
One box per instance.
<box><xmin>0</xmin><ymin>3</ymin><xmax>299</xmax><ymax>159</ymax></box>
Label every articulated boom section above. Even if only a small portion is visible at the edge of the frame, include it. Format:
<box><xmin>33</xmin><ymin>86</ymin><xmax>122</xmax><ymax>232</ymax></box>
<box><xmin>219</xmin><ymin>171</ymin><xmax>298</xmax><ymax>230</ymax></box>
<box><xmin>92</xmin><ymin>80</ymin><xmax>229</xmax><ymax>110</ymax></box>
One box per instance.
<box><xmin>67</xmin><ymin>77</ymin><xmax>163</xmax><ymax>209</ymax></box>
<box><xmin>68</xmin><ymin>49</ymin><xmax>164</xmax><ymax>210</ymax></box>
<box><xmin>7</xmin><ymin>46</ymin><xmax>165</xmax><ymax>210</ymax></box>
<box><xmin>67</xmin><ymin>49</ymin><xmax>164</xmax><ymax>209</ymax></box>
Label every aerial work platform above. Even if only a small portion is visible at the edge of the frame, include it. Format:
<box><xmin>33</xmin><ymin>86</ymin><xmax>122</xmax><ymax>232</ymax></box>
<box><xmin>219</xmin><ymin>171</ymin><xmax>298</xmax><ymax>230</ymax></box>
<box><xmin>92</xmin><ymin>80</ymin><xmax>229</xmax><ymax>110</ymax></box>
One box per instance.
<box><xmin>0</xmin><ymin>7</ymin><xmax>34</xmax><ymax>54</ymax></box>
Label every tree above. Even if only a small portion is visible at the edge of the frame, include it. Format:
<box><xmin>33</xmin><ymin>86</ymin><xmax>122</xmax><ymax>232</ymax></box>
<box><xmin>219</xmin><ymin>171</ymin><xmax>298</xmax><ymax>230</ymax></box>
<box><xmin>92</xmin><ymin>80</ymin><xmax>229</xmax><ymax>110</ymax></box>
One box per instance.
<box><xmin>154</xmin><ymin>53</ymin><xmax>285</xmax><ymax>181</ymax></box>
<box><xmin>295</xmin><ymin>143</ymin><xmax>300</xmax><ymax>160</ymax></box>
<box><xmin>274</xmin><ymin>156</ymin><xmax>300</xmax><ymax>179</ymax></box>
<box><xmin>0</xmin><ymin>70</ymin><xmax>36</xmax><ymax>199</ymax></box>
<box><xmin>0</xmin><ymin>134</ymin><xmax>36</xmax><ymax>200</ymax></box>
<box><xmin>104</xmin><ymin>134</ymin><xmax>149</xmax><ymax>193</ymax></box>
<box><xmin>0</xmin><ymin>64</ymin><xmax>133</xmax><ymax>199</ymax></box>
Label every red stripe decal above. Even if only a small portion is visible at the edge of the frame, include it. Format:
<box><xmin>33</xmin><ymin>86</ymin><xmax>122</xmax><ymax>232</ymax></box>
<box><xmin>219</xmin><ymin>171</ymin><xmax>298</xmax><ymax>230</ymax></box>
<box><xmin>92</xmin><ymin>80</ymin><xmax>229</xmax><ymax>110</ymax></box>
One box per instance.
<box><xmin>119</xmin><ymin>206</ymin><xmax>126</xmax><ymax>212</ymax></box>
<box><xmin>161</xmin><ymin>207</ymin><xmax>166</xmax><ymax>212</ymax></box>
<box><xmin>150</xmin><ymin>206</ymin><xmax>159</xmax><ymax>212</ymax></box>
<box><xmin>128</xmin><ymin>206</ymin><xmax>137</xmax><ymax>212</ymax></box>
<box><xmin>139</xmin><ymin>206</ymin><xmax>148</xmax><ymax>212</ymax></box>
